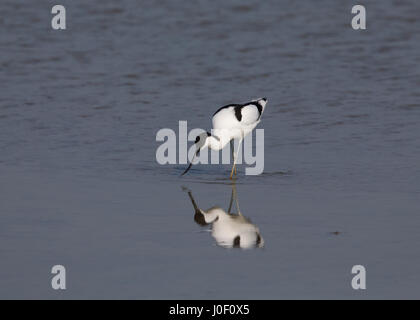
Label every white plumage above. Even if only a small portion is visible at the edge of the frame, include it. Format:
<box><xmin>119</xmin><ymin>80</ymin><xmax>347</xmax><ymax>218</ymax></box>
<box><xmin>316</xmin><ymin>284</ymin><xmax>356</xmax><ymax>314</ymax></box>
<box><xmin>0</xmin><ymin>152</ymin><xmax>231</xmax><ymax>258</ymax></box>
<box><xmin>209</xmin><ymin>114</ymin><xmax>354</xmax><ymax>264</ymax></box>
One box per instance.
<box><xmin>212</xmin><ymin>97</ymin><xmax>267</xmax><ymax>141</ymax></box>
<box><xmin>186</xmin><ymin>185</ymin><xmax>264</xmax><ymax>249</ymax></box>
<box><xmin>182</xmin><ymin>97</ymin><xmax>268</xmax><ymax>178</ymax></box>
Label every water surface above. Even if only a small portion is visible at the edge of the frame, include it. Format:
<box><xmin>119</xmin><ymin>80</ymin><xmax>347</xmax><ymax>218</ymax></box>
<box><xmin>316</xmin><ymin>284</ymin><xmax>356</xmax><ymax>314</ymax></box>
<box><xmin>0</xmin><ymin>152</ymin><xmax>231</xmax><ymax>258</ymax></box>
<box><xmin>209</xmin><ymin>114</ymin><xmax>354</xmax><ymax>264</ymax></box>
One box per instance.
<box><xmin>0</xmin><ymin>0</ymin><xmax>419</xmax><ymax>299</ymax></box>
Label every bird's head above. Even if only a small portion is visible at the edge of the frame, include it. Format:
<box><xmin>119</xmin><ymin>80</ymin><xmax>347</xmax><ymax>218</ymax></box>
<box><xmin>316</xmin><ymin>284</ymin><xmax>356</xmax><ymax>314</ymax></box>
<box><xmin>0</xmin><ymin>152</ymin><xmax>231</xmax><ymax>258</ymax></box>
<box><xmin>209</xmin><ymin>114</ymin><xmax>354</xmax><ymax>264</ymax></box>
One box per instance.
<box><xmin>181</xmin><ymin>132</ymin><xmax>211</xmax><ymax>176</ymax></box>
<box><xmin>194</xmin><ymin>132</ymin><xmax>211</xmax><ymax>151</ymax></box>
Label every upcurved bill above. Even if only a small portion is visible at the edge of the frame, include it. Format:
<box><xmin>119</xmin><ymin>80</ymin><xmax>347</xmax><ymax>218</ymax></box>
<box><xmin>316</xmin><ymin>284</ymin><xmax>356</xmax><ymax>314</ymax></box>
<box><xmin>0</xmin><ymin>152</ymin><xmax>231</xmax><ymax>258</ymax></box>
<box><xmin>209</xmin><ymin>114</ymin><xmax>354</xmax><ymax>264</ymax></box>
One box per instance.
<box><xmin>181</xmin><ymin>162</ymin><xmax>193</xmax><ymax>176</ymax></box>
<box><xmin>180</xmin><ymin>149</ymin><xmax>199</xmax><ymax>176</ymax></box>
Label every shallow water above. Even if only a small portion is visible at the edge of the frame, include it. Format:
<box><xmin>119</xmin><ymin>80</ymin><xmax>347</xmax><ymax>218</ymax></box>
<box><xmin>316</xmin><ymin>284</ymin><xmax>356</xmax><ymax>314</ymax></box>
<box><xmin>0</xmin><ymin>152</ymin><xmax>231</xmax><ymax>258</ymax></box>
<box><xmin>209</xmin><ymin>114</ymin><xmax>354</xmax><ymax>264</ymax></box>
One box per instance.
<box><xmin>1</xmin><ymin>0</ymin><xmax>420</xmax><ymax>299</ymax></box>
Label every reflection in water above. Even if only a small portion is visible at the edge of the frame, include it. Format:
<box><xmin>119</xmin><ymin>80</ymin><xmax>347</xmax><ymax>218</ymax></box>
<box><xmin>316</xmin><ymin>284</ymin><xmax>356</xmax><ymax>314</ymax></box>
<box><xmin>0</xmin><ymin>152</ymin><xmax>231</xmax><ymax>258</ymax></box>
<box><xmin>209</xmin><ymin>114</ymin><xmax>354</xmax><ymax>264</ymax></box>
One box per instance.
<box><xmin>185</xmin><ymin>183</ymin><xmax>264</xmax><ymax>249</ymax></box>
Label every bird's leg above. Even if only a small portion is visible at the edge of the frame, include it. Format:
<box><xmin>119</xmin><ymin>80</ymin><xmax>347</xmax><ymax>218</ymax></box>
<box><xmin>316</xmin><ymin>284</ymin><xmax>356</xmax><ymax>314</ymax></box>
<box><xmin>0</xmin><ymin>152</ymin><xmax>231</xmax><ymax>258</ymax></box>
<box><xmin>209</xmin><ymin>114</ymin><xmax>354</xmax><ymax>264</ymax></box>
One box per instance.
<box><xmin>230</xmin><ymin>140</ymin><xmax>235</xmax><ymax>179</ymax></box>
<box><xmin>230</xmin><ymin>137</ymin><xmax>243</xmax><ymax>179</ymax></box>
<box><xmin>232</xmin><ymin>183</ymin><xmax>242</xmax><ymax>215</ymax></box>
<box><xmin>227</xmin><ymin>184</ymin><xmax>234</xmax><ymax>214</ymax></box>
<box><xmin>230</xmin><ymin>140</ymin><xmax>235</xmax><ymax>162</ymax></box>
<box><xmin>230</xmin><ymin>161</ymin><xmax>236</xmax><ymax>180</ymax></box>
<box><xmin>236</xmin><ymin>133</ymin><xmax>244</xmax><ymax>176</ymax></box>
<box><xmin>230</xmin><ymin>139</ymin><xmax>236</xmax><ymax>176</ymax></box>
<box><xmin>230</xmin><ymin>140</ymin><xmax>237</xmax><ymax>178</ymax></box>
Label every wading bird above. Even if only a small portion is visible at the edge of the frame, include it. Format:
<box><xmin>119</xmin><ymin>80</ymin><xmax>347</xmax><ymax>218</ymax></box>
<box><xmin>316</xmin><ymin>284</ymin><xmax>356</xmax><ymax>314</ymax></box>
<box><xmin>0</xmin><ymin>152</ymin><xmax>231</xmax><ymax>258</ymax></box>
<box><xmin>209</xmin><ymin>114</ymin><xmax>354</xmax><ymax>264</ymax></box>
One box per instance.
<box><xmin>184</xmin><ymin>184</ymin><xmax>264</xmax><ymax>249</ymax></box>
<box><xmin>181</xmin><ymin>98</ymin><xmax>268</xmax><ymax>179</ymax></box>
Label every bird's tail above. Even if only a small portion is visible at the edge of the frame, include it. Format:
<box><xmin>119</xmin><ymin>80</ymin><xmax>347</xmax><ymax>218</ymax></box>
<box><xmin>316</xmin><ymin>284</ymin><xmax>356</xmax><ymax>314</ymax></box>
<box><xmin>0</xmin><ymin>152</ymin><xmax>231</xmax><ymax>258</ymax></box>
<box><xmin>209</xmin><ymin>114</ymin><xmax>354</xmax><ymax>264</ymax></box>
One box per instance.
<box><xmin>258</xmin><ymin>97</ymin><xmax>268</xmax><ymax>114</ymax></box>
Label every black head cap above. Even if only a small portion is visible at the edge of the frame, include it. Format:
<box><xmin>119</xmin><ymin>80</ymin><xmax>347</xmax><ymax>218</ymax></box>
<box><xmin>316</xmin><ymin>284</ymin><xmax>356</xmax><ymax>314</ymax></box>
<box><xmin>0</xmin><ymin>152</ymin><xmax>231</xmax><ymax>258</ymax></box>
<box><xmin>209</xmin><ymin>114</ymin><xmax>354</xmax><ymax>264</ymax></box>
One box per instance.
<box><xmin>194</xmin><ymin>211</ymin><xmax>208</xmax><ymax>226</ymax></box>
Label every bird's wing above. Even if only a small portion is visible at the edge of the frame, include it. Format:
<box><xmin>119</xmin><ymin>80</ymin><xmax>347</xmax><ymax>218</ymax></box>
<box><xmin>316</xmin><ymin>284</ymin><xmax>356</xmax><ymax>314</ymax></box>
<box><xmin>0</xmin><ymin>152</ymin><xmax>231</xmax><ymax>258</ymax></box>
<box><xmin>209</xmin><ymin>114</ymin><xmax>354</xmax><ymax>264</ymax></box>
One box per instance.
<box><xmin>213</xmin><ymin>104</ymin><xmax>239</xmax><ymax>117</ymax></box>
<box><xmin>239</xmin><ymin>104</ymin><xmax>261</xmax><ymax>125</ymax></box>
<box><xmin>212</xmin><ymin>106</ymin><xmax>237</xmax><ymax>130</ymax></box>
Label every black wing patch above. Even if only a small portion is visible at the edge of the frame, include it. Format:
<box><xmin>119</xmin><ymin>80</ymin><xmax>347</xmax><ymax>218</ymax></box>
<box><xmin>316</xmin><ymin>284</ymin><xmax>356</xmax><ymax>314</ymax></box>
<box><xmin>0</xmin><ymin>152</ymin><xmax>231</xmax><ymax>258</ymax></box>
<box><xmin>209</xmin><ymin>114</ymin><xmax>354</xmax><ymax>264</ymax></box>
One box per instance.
<box><xmin>234</xmin><ymin>106</ymin><xmax>242</xmax><ymax>121</ymax></box>
<box><xmin>213</xmin><ymin>103</ymin><xmax>241</xmax><ymax>116</ymax></box>
<box><xmin>254</xmin><ymin>102</ymin><xmax>263</xmax><ymax>117</ymax></box>
<box><xmin>233</xmin><ymin>235</ymin><xmax>241</xmax><ymax>248</ymax></box>
<box><xmin>256</xmin><ymin>233</ymin><xmax>262</xmax><ymax>246</ymax></box>
<box><xmin>213</xmin><ymin>101</ymin><xmax>263</xmax><ymax>122</ymax></box>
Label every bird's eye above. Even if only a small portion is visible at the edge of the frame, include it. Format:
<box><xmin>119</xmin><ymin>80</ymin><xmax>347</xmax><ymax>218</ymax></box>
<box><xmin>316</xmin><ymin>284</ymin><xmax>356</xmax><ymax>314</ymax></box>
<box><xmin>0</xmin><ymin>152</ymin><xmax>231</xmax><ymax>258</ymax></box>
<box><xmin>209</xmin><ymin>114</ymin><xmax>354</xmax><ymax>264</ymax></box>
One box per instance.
<box><xmin>195</xmin><ymin>136</ymin><xmax>200</xmax><ymax>143</ymax></box>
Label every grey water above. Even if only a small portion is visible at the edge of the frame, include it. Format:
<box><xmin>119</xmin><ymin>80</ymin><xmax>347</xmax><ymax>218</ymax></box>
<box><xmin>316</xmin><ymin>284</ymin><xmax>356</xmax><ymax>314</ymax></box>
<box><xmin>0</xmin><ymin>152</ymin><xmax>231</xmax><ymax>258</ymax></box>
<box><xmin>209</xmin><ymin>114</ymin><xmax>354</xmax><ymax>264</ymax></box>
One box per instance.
<box><xmin>1</xmin><ymin>0</ymin><xmax>420</xmax><ymax>299</ymax></box>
